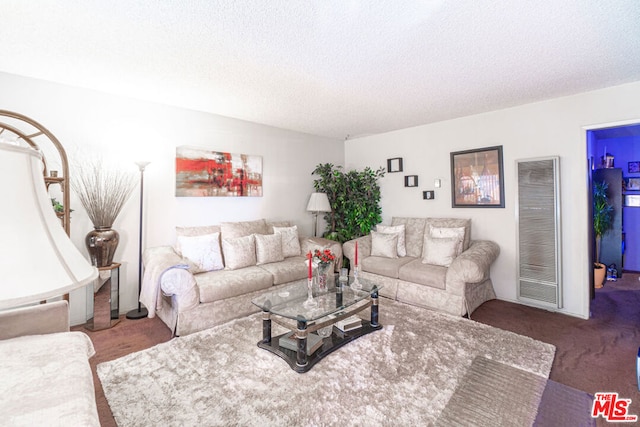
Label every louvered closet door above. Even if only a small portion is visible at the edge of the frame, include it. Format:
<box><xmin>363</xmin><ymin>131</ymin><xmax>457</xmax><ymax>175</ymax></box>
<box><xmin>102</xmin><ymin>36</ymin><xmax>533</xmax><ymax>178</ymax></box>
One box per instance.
<box><xmin>516</xmin><ymin>157</ymin><xmax>562</xmax><ymax>309</ymax></box>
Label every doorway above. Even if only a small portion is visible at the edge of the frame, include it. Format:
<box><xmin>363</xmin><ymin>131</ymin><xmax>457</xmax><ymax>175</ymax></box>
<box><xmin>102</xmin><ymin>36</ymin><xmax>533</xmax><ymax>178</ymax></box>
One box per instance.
<box><xmin>587</xmin><ymin>123</ymin><xmax>640</xmax><ymax>312</ymax></box>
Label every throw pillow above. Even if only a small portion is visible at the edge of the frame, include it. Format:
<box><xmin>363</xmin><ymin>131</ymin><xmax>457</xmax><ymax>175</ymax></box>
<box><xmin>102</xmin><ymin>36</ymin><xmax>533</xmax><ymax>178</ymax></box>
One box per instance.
<box><xmin>273</xmin><ymin>225</ymin><xmax>301</xmax><ymax>257</ymax></box>
<box><xmin>222</xmin><ymin>234</ymin><xmax>257</xmax><ymax>270</ymax></box>
<box><xmin>175</xmin><ymin>225</ymin><xmax>221</xmax><ymax>254</ymax></box>
<box><xmin>176</xmin><ymin>232</ymin><xmax>224</xmax><ymax>273</ymax></box>
<box><xmin>376</xmin><ymin>224</ymin><xmax>407</xmax><ymax>257</ymax></box>
<box><xmin>421</xmin><ymin>235</ymin><xmax>460</xmax><ymax>267</ymax></box>
<box><xmin>370</xmin><ymin>231</ymin><xmax>399</xmax><ymax>258</ymax></box>
<box><xmin>255</xmin><ymin>233</ymin><xmax>285</xmax><ymax>265</ymax></box>
<box><xmin>429</xmin><ymin>225</ymin><xmax>465</xmax><ymax>256</ymax></box>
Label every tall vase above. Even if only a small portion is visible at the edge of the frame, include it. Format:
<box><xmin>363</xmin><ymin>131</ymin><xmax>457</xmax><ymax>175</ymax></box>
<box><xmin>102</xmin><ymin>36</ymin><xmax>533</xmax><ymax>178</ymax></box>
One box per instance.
<box><xmin>317</xmin><ymin>263</ymin><xmax>331</xmax><ymax>293</ymax></box>
<box><xmin>86</xmin><ymin>227</ymin><xmax>119</xmax><ymax>267</ymax></box>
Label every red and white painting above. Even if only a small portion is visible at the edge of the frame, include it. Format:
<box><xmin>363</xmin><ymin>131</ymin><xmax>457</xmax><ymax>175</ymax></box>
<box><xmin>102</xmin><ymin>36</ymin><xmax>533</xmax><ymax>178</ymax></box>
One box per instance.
<box><xmin>176</xmin><ymin>146</ymin><xmax>263</xmax><ymax>197</ymax></box>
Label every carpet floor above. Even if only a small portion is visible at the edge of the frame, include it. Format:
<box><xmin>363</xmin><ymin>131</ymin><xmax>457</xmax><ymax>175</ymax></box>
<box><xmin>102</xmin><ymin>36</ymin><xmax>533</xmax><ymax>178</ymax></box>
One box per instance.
<box><xmin>96</xmin><ymin>300</ymin><xmax>554</xmax><ymax>426</ymax></box>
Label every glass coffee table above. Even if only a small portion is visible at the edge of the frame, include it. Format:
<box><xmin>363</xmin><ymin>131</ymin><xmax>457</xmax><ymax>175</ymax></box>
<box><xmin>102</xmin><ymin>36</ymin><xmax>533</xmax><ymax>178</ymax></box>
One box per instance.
<box><xmin>251</xmin><ymin>275</ymin><xmax>383</xmax><ymax>373</ymax></box>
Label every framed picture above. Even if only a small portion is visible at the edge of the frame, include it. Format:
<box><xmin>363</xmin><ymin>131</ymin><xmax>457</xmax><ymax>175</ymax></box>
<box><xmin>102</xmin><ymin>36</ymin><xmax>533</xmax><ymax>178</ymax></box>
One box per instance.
<box><xmin>450</xmin><ymin>145</ymin><xmax>505</xmax><ymax>208</ymax></box>
<box><xmin>627</xmin><ymin>178</ymin><xmax>640</xmax><ymax>191</ymax></box>
<box><xmin>175</xmin><ymin>146</ymin><xmax>263</xmax><ymax>197</ymax></box>
<box><xmin>625</xmin><ymin>195</ymin><xmax>640</xmax><ymax>207</ymax></box>
<box><xmin>404</xmin><ymin>175</ymin><xmax>418</xmax><ymax>187</ymax></box>
<box><xmin>387</xmin><ymin>157</ymin><xmax>403</xmax><ymax>173</ymax></box>
<box><xmin>629</xmin><ymin>161</ymin><xmax>640</xmax><ymax>174</ymax></box>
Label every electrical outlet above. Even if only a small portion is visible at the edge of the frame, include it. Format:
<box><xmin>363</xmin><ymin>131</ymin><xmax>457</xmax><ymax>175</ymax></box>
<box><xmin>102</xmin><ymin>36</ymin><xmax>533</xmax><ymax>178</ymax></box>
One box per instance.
<box><xmin>434</xmin><ymin>179</ymin><xmax>441</xmax><ymax>188</ymax></box>
<box><xmin>423</xmin><ymin>190</ymin><xmax>435</xmax><ymax>200</ymax></box>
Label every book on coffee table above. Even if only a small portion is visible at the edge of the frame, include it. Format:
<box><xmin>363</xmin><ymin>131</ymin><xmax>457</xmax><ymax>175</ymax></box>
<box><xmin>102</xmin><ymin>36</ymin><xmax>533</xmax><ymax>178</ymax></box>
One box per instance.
<box><xmin>279</xmin><ymin>332</ymin><xmax>323</xmax><ymax>355</ymax></box>
<box><xmin>335</xmin><ymin>316</ymin><xmax>362</xmax><ymax>332</ymax></box>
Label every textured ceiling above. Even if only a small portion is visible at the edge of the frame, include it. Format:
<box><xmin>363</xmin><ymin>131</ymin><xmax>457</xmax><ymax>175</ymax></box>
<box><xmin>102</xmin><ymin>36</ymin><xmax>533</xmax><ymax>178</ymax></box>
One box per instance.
<box><xmin>2</xmin><ymin>1</ymin><xmax>640</xmax><ymax>139</ymax></box>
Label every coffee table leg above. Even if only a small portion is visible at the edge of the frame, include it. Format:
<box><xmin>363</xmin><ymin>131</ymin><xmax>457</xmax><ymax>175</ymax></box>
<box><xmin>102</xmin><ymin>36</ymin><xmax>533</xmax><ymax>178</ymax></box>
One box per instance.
<box><xmin>296</xmin><ymin>317</ymin><xmax>308</xmax><ymax>368</ymax></box>
<box><xmin>262</xmin><ymin>310</ymin><xmax>271</xmax><ymax>344</ymax></box>
<box><xmin>371</xmin><ymin>288</ymin><xmax>379</xmax><ymax>327</ymax></box>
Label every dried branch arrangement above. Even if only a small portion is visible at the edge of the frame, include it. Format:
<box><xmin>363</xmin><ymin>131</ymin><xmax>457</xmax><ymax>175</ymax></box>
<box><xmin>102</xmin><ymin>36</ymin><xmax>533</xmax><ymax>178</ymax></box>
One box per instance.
<box><xmin>71</xmin><ymin>159</ymin><xmax>136</xmax><ymax>228</ymax></box>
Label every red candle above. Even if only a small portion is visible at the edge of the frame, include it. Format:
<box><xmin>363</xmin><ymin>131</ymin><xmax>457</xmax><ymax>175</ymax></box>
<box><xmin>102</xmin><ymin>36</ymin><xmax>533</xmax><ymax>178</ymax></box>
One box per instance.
<box><xmin>308</xmin><ymin>251</ymin><xmax>313</xmax><ymax>279</ymax></box>
<box><xmin>355</xmin><ymin>241</ymin><xmax>358</xmax><ymax>266</ymax></box>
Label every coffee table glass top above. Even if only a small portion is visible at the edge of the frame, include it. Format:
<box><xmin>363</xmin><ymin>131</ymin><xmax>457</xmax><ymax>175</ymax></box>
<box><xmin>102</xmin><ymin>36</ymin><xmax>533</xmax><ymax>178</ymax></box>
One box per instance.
<box><xmin>251</xmin><ymin>275</ymin><xmax>382</xmax><ymax>322</ymax></box>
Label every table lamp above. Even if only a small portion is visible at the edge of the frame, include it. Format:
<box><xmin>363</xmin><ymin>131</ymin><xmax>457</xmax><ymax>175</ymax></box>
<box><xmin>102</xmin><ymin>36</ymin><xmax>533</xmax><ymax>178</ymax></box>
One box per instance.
<box><xmin>306</xmin><ymin>192</ymin><xmax>331</xmax><ymax>237</ymax></box>
<box><xmin>0</xmin><ymin>142</ymin><xmax>98</xmax><ymax>310</ymax></box>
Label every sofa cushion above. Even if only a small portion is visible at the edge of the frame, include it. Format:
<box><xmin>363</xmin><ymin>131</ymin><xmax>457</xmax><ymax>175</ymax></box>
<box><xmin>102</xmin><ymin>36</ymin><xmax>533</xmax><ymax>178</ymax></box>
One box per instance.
<box><xmin>196</xmin><ymin>266</ymin><xmax>273</xmax><ymax>303</ymax></box>
<box><xmin>361</xmin><ymin>255</ymin><xmax>415</xmax><ymax>278</ymax></box>
<box><xmin>371</xmin><ymin>231</ymin><xmax>398</xmax><ymax>258</ymax></box>
<box><xmin>377</xmin><ymin>224</ymin><xmax>407</xmax><ymax>257</ymax></box>
<box><xmin>221</xmin><ymin>219</ymin><xmax>268</xmax><ymax>238</ymax></box>
<box><xmin>391</xmin><ymin>217</ymin><xmax>427</xmax><ymax>257</ymax></box>
<box><xmin>273</xmin><ymin>225</ymin><xmax>302</xmax><ymax>257</ymax></box>
<box><xmin>429</xmin><ymin>225</ymin><xmax>465</xmax><ymax>256</ymax></box>
<box><xmin>399</xmin><ymin>259</ymin><xmax>448</xmax><ymax>290</ymax></box>
<box><xmin>255</xmin><ymin>233</ymin><xmax>285</xmax><ymax>265</ymax></box>
<box><xmin>222</xmin><ymin>234</ymin><xmax>257</xmax><ymax>270</ymax></box>
<box><xmin>176</xmin><ymin>232</ymin><xmax>224</xmax><ymax>273</ymax></box>
<box><xmin>258</xmin><ymin>256</ymin><xmax>308</xmax><ymax>285</ymax></box>
<box><xmin>425</xmin><ymin>218</ymin><xmax>471</xmax><ymax>251</ymax></box>
<box><xmin>422</xmin><ymin>235</ymin><xmax>460</xmax><ymax>267</ymax></box>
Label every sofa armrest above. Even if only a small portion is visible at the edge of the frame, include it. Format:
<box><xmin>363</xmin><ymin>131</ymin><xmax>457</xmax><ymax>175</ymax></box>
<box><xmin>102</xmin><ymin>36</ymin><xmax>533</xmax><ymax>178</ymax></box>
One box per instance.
<box><xmin>300</xmin><ymin>237</ymin><xmax>344</xmax><ymax>271</ymax></box>
<box><xmin>446</xmin><ymin>240</ymin><xmax>500</xmax><ymax>294</ymax></box>
<box><xmin>141</xmin><ymin>246</ymin><xmax>195</xmax><ymax>318</ymax></box>
<box><xmin>0</xmin><ymin>300</ymin><xmax>69</xmax><ymax>340</ymax></box>
<box><xmin>343</xmin><ymin>235</ymin><xmax>372</xmax><ymax>267</ymax></box>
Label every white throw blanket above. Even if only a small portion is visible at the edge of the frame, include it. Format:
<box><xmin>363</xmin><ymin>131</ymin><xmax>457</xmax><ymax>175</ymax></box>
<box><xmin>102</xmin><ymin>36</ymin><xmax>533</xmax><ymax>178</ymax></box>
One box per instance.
<box><xmin>140</xmin><ymin>246</ymin><xmax>189</xmax><ymax>318</ymax></box>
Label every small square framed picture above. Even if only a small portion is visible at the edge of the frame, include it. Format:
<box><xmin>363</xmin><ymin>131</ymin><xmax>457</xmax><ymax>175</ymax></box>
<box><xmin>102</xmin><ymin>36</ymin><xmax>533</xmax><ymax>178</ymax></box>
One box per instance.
<box><xmin>404</xmin><ymin>175</ymin><xmax>418</xmax><ymax>187</ymax></box>
<box><xmin>629</xmin><ymin>161</ymin><xmax>640</xmax><ymax>174</ymax></box>
<box><xmin>387</xmin><ymin>157</ymin><xmax>403</xmax><ymax>173</ymax></box>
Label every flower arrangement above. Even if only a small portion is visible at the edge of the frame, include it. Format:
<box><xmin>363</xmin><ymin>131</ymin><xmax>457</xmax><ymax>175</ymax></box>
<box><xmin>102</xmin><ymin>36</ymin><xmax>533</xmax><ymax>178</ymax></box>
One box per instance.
<box><xmin>313</xmin><ymin>248</ymin><xmax>336</xmax><ymax>266</ymax></box>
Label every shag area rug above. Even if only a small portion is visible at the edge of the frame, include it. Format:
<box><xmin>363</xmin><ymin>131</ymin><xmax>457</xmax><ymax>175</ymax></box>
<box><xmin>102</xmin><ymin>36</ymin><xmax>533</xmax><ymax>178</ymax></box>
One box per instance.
<box><xmin>98</xmin><ymin>300</ymin><xmax>555</xmax><ymax>426</ymax></box>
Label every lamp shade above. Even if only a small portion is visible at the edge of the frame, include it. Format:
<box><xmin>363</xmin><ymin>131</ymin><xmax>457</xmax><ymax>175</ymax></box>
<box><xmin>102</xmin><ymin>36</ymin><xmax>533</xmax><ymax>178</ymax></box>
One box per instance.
<box><xmin>0</xmin><ymin>143</ymin><xmax>98</xmax><ymax>309</ymax></box>
<box><xmin>306</xmin><ymin>192</ymin><xmax>331</xmax><ymax>212</ymax></box>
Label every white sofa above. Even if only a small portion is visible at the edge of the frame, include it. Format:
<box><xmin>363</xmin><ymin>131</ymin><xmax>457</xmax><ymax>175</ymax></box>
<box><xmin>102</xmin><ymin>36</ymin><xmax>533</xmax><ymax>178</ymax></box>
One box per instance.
<box><xmin>0</xmin><ymin>300</ymin><xmax>99</xmax><ymax>426</ymax></box>
<box><xmin>343</xmin><ymin>217</ymin><xmax>500</xmax><ymax>317</ymax></box>
<box><xmin>141</xmin><ymin>219</ymin><xmax>342</xmax><ymax>336</ymax></box>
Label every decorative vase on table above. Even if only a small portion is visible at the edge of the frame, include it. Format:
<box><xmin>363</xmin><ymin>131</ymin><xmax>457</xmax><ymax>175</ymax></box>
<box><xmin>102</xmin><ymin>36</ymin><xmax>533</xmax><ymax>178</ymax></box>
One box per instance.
<box><xmin>316</xmin><ymin>262</ymin><xmax>331</xmax><ymax>293</ymax></box>
<box><xmin>86</xmin><ymin>227</ymin><xmax>119</xmax><ymax>267</ymax></box>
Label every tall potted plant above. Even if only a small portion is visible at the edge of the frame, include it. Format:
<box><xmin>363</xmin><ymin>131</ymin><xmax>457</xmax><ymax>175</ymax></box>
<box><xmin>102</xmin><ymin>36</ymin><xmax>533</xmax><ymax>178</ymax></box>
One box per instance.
<box><xmin>311</xmin><ymin>163</ymin><xmax>385</xmax><ymax>243</ymax></box>
<box><xmin>593</xmin><ymin>180</ymin><xmax>613</xmax><ymax>288</ymax></box>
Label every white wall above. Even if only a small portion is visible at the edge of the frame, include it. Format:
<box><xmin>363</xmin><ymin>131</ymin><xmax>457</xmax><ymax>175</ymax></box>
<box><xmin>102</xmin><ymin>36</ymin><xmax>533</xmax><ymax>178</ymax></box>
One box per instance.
<box><xmin>0</xmin><ymin>72</ymin><xmax>343</xmax><ymax>325</ymax></box>
<box><xmin>346</xmin><ymin>81</ymin><xmax>640</xmax><ymax>319</ymax></box>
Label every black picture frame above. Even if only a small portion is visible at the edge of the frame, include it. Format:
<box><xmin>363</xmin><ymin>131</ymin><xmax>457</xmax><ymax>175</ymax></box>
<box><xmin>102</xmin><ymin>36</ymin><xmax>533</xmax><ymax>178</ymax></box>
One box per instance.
<box><xmin>404</xmin><ymin>175</ymin><xmax>418</xmax><ymax>187</ymax></box>
<box><xmin>450</xmin><ymin>145</ymin><xmax>505</xmax><ymax>208</ymax></box>
<box><xmin>387</xmin><ymin>157</ymin><xmax>403</xmax><ymax>173</ymax></box>
<box><xmin>629</xmin><ymin>161</ymin><xmax>640</xmax><ymax>174</ymax></box>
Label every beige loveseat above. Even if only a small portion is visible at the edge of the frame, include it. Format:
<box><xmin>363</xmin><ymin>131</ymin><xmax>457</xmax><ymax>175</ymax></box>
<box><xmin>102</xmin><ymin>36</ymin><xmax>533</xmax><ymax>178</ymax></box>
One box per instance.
<box><xmin>343</xmin><ymin>217</ymin><xmax>499</xmax><ymax>317</ymax></box>
<box><xmin>141</xmin><ymin>219</ymin><xmax>343</xmax><ymax>336</ymax></box>
<box><xmin>0</xmin><ymin>301</ymin><xmax>99</xmax><ymax>426</ymax></box>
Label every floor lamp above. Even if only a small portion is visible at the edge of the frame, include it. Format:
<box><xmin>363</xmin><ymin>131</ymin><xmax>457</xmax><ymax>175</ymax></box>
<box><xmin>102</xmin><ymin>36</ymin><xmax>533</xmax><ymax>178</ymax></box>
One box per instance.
<box><xmin>126</xmin><ymin>161</ymin><xmax>150</xmax><ymax>319</ymax></box>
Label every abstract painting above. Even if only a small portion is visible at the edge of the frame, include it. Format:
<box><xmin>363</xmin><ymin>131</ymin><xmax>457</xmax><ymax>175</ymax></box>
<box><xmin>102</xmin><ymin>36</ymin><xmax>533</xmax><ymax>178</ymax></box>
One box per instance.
<box><xmin>176</xmin><ymin>146</ymin><xmax>263</xmax><ymax>197</ymax></box>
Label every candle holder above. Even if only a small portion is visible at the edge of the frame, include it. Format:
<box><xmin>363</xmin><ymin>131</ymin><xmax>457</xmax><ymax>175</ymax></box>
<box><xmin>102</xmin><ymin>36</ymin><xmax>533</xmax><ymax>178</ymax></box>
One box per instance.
<box><xmin>350</xmin><ymin>265</ymin><xmax>362</xmax><ymax>291</ymax></box>
<box><xmin>303</xmin><ymin>278</ymin><xmax>318</xmax><ymax>308</ymax></box>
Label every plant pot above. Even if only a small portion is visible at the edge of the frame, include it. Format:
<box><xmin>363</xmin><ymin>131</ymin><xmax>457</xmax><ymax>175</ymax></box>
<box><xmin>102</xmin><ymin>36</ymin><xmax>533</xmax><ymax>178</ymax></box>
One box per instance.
<box><xmin>594</xmin><ymin>262</ymin><xmax>606</xmax><ymax>289</ymax></box>
<box><xmin>86</xmin><ymin>227</ymin><xmax>119</xmax><ymax>267</ymax></box>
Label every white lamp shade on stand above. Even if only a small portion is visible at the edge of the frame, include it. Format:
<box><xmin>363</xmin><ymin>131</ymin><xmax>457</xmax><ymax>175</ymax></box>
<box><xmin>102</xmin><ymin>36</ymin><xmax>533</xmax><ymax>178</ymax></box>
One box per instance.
<box><xmin>306</xmin><ymin>192</ymin><xmax>331</xmax><ymax>237</ymax></box>
<box><xmin>0</xmin><ymin>143</ymin><xmax>98</xmax><ymax>309</ymax></box>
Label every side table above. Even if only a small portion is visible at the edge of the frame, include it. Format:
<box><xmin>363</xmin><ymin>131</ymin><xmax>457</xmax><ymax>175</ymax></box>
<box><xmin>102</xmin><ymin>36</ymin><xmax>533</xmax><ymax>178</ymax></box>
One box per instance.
<box><xmin>86</xmin><ymin>262</ymin><xmax>121</xmax><ymax>331</ymax></box>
